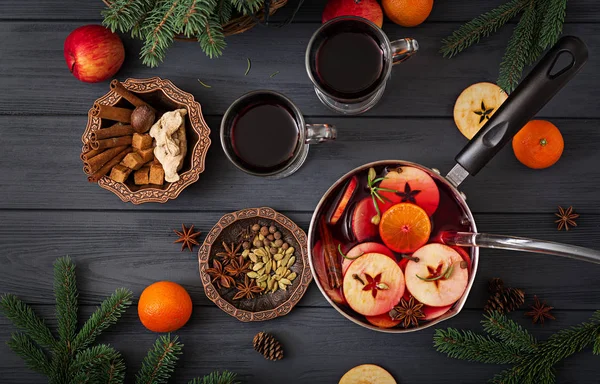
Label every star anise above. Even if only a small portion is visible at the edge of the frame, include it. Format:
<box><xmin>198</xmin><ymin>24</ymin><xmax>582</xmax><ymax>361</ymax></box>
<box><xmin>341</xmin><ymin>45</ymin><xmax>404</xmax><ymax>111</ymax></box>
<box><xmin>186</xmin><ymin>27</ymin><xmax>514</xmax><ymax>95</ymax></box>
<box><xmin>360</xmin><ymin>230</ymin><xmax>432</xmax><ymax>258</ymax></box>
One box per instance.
<box><xmin>173</xmin><ymin>224</ymin><xmax>202</xmax><ymax>252</ymax></box>
<box><xmin>526</xmin><ymin>295</ymin><xmax>555</xmax><ymax>324</ymax></box>
<box><xmin>205</xmin><ymin>259</ymin><xmax>235</xmax><ymax>289</ymax></box>
<box><xmin>555</xmin><ymin>206</ymin><xmax>579</xmax><ymax>231</ymax></box>
<box><xmin>362</xmin><ymin>273</ymin><xmax>389</xmax><ymax>299</ymax></box>
<box><xmin>224</xmin><ymin>255</ymin><xmax>251</xmax><ymax>278</ymax></box>
<box><xmin>396</xmin><ymin>182</ymin><xmax>421</xmax><ymax>204</ymax></box>
<box><xmin>473</xmin><ymin>100</ymin><xmax>495</xmax><ymax>124</ymax></box>
<box><xmin>389</xmin><ymin>296</ymin><xmax>425</xmax><ymax>328</ymax></box>
<box><xmin>232</xmin><ymin>275</ymin><xmax>263</xmax><ymax>300</ymax></box>
<box><xmin>216</xmin><ymin>241</ymin><xmax>242</xmax><ymax>265</ymax></box>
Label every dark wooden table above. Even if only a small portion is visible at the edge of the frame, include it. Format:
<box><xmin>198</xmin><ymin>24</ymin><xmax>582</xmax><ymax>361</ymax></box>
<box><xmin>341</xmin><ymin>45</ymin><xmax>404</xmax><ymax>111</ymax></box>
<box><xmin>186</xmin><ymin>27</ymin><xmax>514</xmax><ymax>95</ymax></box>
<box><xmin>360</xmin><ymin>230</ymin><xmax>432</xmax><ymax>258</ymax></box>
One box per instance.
<box><xmin>1</xmin><ymin>1</ymin><xmax>600</xmax><ymax>382</ymax></box>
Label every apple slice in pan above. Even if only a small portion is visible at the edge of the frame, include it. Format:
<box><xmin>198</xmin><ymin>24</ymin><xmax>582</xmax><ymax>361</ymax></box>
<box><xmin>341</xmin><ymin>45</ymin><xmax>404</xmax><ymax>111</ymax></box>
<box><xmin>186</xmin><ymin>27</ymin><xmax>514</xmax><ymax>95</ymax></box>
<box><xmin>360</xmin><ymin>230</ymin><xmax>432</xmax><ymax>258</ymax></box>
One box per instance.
<box><xmin>378</xmin><ymin>166</ymin><xmax>440</xmax><ymax>216</ymax></box>
<box><xmin>327</xmin><ymin>175</ymin><xmax>358</xmax><ymax>225</ymax></box>
<box><xmin>343</xmin><ymin>253</ymin><xmax>404</xmax><ymax>316</ymax></box>
<box><xmin>365</xmin><ymin>312</ymin><xmax>401</xmax><ymax>328</ymax></box>
<box><xmin>351</xmin><ymin>197</ymin><xmax>380</xmax><ymax>242</ymax></box>
<box><xmin>312</xmin><ymin>241</ymin><xmax>347</xmax><ymax>305</ymax></box>
<box><xmin>341</xmin><ymin>242</ymin><xmax>395</xmax><ymax>275</ymax></box>
<box><xmin>422</xmin><ymin>304</ymin><xmax>453</xmax><ymax>321</ymax></box>
<box><xmin>405</xmin><ymin>244</ymin><xmax>468</xmax><ymax>307</ymax></box>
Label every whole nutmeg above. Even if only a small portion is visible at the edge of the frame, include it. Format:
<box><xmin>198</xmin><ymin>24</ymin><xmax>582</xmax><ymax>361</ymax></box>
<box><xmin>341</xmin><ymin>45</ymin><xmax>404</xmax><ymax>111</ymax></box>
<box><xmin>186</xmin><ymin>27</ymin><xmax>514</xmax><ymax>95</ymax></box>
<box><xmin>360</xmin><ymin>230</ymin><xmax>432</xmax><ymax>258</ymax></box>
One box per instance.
<box><xmin>131</xmin><ymin>105</ymin><xmax>156</xmax><ymax>133</ymax></box>
<box><xmin>260</xmin><ymin>226</ymin><xmax>269</xmax><ymax>236</ymax></box>
<box><xmin>269</xmin><ymin>225</ymin><xmax>277</xmax><ymax>234</ymax></box>
<box><xmin>251</xmin><ymin>224</ymin><xmax>261</xmax><ymax>232</ymax></box>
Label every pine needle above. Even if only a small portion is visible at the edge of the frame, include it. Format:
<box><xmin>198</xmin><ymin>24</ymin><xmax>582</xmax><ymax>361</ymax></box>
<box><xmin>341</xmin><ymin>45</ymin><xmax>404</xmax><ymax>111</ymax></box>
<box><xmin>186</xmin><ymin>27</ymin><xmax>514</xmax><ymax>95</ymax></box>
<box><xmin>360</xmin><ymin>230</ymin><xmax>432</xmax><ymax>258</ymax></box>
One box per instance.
<box><xmin>270</xmin><ymin>71</ymin><xmax>279</xmax><ymax>78</ymax></box>
<box><xmin>197</xmin><ymin>79</ymin><xmax>212</xmax><ymax>88</ymax></box>
<box><xmin>187</xmin><ymin>370</ymin><xmax>239</xmax><ymax>384</ymax></box>
<box><xmin>7</xmin><ymin>332</ymin><xmax>52</xmax><ymax>376</ymax></box>
<box><xmin>135</xmin><ymin>334</ymin><xmax>184</xmax><ymax>384</ymax></box>
<box><xmin>54</xmin><ymin>256</ymin><xmax>78</xmax><ymax>351</ymax></box>
<box><xmin>0</xmin><ymin>294</ymin><xmax>56</xmax><ymax>349</ymax></box>
<box><xmin>245</xmin><ymin>58</ymin><xmax>251</xmax><ymax>76</ymax></box>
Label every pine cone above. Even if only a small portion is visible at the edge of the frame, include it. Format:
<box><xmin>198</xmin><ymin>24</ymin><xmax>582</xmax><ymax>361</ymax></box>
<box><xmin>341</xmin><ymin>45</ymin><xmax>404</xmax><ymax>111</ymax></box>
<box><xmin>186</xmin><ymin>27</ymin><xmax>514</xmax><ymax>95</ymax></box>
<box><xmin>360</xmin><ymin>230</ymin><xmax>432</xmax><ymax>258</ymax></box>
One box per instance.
<box><xmin>488</xmin><ymin>278</ymin><xmax>505</xmax><ymax>294</ymax></box>
<box><xmin>253</xmin><ymin>332</ymin><xmax>283</xmax><ymax>361</ymax></box>
<box><xmin>485</xmin><ymin>286</ymin><xmax>525</xmax><ymax>313</ymax></box>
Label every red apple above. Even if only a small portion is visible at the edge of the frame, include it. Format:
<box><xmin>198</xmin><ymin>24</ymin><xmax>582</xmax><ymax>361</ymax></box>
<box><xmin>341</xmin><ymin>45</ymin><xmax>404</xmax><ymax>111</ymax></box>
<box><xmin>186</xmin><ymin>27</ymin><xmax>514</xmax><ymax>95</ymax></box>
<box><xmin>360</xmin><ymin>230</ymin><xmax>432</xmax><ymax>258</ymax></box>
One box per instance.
<box><xmin>366</xmin><ymin>312</ymin><xmax>401</xmax><ymax>328</ymax></box>
<box><xmin>343</xmin><ymin>253</ymin><xmax>404</xmax><ymax>316</ymax></box>
<box><xmin>342</xmin><ymin>242</ymin><xmax>395</xmax><ymax>275</ymax></box>
<box><xmin>422</xmin><ymin>304</ymin><xmax>453</xmax><ymax>321</ymax></box>
<box><xmin>378</xmin><ymin>166</ymin><xmax>440</xmax><ymax>216</ymax></box>
<box><xmin>351</xmin><ymin>198</ymin><xmax>379</xmax><ymax>242</ymax></box>
<box><xmin>452</xmin><ymin>246</ymin><xmax>472</xmax><ymax>273</ymax></box>
<box><xmin>312</xmin><ymin>241</ymin><xmax>347</xmax><ymax>305</ymax></box>
<box><xmin>64</xmin><ymin>25</ymin><xmax>125</xmax><ymax>83</ymax></box>
<box><xmin>327</xmin><ymin>175</ymin><xmax>358</xmax><ymax>225</ymax></box>
<box><xmin>405</xmin><ymin>244</ymin><xmax>468</xmax><ymax>307</ymax></box>
<box><xmin>322</xmin><ymin>0</ymin><xmax>384</xmax><ymax>28</ymax></box>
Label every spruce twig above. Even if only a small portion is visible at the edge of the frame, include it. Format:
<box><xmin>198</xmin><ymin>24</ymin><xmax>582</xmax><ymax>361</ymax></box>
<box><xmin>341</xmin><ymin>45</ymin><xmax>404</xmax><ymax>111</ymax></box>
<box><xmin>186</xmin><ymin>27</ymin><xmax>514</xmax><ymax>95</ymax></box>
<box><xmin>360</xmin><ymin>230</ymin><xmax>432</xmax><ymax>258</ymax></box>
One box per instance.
<box><xmin>187</xmin><ymin>370</ymin><xmax>239</xmax><ymax>384</ymax></box>
<box><xmin>7</xmin><ymin>332</ymin><xmax>52</xmax><ymax>376</ymax></box>
<box><xmin>538</xmin><ymin>0</ymin><xmax>568</xmax><ymax>50</ymax></box>
<box><xmin>0</xmin><ymin>294</ymin><xmax>56</xmax><ymax>349</ymax></box>
<box><xmin>135</xmin><ymin>334</ymin><xmax>184</xmax><ymax>384</ymax></box>
<box><xmin>54</xmin><ymin>256</ymin><xmax>78</xmax><ymax>352</ymax></box>
<box><xmin>433</xmin><ymin>328</ymin><xmax>525</xmax><ymax>364</ymax></box>
<box><xmin>70</xmin><ymin>344</ymin><xmax>125</xmax><ymax>384</ymax></box>
<box><xmin>140</xmin><ymin>0</ymin><xmax>181</xmax><ymax>67</ymax></box>
<box><xmin>199</xmin><ymin>17</ymin><xmax>227</xmax><ymax>59</ymax></box>
<box><xmin>482</xmin><ymin>312</ymin><xmax>537</xmax><ymax>353</ymax></box>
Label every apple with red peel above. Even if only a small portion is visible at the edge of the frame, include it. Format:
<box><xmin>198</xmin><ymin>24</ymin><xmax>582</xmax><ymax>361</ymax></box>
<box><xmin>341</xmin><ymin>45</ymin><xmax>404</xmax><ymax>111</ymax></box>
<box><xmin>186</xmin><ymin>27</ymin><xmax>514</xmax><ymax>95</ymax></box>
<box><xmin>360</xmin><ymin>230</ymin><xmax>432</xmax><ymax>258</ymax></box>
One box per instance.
<box><xmin>422</xmin><ymin>304</ymin><xmax>452</xmax><ymax>321</ymax></box>
<box><xmin>64</xmin><ymin>25</ymin><xmax>125</xmax><ymax>83</ymax></box>
<box><xmin>342</xmin><ymin>242</ymin><xmax>395</xmax><ymax>275</ymax></box>
<box><xmin>366</xmin><ymin>313</ymin><xmax>401</xmax><ymax>328</ymax></box>
<box><xmin>398</xmin><ymin>257</ymin><xmax>409</xmax><ymax>271</ymax></box>
<box><xmin>313</xmin><ymin>241</ymin><xmax>347</xmax><ymax>305</ymax></box>
<box><xmin>405</xmin><ymin>243</ymin><xmax>468</xmax><ymax>307</ymax></box>
<box><xmin>328</xmin><ymin>175</ymin><xmax>358</xmax><ymax>225</ymax></box>
<box><xmin>379</xmin><ymin>166</ymin><xmax>440</xmax><ymax>216</ymax></box>
<box><xmin>343</xmin><ymin>253</ymin><xmax>405</xmax><ymax>316</ymax></box>
<box><xmin>351</xmin><ymin>197</ymin><xmax>379</xmax><ymax>242</ymax></box>
<box><xmin>322</xmin><ymin>0</ymin><xmax>384</xmax><ymax>28</ymax></box>
<box><xmin>452</xmin><ymin>246</ymin><xmax>472</xmax><ymax>272</ymax></box>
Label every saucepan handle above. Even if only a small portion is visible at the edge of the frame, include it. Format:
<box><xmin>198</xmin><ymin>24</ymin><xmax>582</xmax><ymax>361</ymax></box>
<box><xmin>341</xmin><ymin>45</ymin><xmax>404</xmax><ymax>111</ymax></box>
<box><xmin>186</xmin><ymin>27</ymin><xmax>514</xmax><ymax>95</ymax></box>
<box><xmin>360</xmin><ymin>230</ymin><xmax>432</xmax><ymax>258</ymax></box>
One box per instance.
<box><xmin>441</xmin><ymin>231</ymin><xmax>600</xmax><ymax>265</ymax></box>
<box><xmin>455</xmin><ymin>36</ymin><xmax>588</xmax><ymax>176</ymax></box>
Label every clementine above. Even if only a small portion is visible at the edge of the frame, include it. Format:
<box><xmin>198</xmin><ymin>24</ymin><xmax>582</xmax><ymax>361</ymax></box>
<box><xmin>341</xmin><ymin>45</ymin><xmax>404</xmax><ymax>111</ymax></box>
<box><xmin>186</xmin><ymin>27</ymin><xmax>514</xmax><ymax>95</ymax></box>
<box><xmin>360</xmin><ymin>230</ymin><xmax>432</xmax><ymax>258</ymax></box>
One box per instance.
<box><xmin>382</xmin><ymin>0</ymin><xmax>433</xmax><ymax>27</ymax></box>
<box><xmin>512</xmin><ymin>120</ymin><xmax>564</xmax><ymax>169</ymax></box>
<box><xmin>138</xmin><ymin>281</ymin><xmax>192</xmax><ymax>332</ymax></box>
<box><xmin>379</xmin><ymin>203</ymin><xmax>431</xmax><ymax>253</ymax></box>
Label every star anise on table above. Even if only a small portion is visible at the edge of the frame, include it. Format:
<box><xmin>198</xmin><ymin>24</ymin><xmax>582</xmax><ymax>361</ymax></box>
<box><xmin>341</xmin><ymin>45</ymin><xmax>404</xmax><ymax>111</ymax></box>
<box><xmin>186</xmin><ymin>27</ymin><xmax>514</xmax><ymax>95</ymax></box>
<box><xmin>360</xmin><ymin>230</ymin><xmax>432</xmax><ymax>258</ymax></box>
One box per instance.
<box><xmin>389</xmin><ymin>296</ymin><xmax>425</xmax><ymax>328</ymax></box>
<box><xmin>233</xmin><ymin>275</ymin><xmax>263</xmax><ymax>300</ymax></box>
<box><xmin>224</xmin><ymin>255</ymin><xmax>251</xmax><ymax>278</ymax></box>
<box><xmin>396</xmin><ymin>183</ymin><xmax>421</xmax><ymax>204</ymax></box>
<box><xmin>173</xmin><ymin>224</ymin><xmax>202</xmax><ymax>252</ymax></box>
<box><xmin>525</xmin><ymin>295</ymin><xmax>555</xmax><ymax>324</ymax></box>
<box><xmin>205</xmin><ymin>259</ymin><xmax>235</xmax><ymax>289</ymax></box>
<box><xmin>555</xmin><ymin>206</ymin><xmax>579</xmax><ymax>231</ymax></box>
<box><xmin>216</xmin><ymin>241</ymin><xmax>242</xmax><ymax>265</ymax></box>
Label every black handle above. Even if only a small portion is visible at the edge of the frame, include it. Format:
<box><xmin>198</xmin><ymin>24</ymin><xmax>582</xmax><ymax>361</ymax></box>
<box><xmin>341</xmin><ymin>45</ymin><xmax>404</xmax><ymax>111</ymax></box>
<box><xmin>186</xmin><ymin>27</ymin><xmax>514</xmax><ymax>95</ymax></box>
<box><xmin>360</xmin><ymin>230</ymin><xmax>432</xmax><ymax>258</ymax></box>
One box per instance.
<box><xmin>455</xmin><ymin>36</ymin><xmax>588</xmax><ymax>176</ymax></box>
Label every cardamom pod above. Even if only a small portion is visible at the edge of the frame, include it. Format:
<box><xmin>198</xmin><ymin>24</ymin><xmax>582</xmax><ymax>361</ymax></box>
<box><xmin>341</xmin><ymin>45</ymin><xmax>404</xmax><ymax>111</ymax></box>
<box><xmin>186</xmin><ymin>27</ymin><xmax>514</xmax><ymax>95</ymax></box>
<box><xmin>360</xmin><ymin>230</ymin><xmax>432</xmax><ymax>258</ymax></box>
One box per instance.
<box><xmin>283</xmin><ymin>269</ymin><xmax>291</xmax><ymax>278</ymax></box>
<box><xmin>262</xmin><ymin>255</ymin><xmax>270</xmax><ymax>264</ymax></box>
<box><xmin>285</xmin><ymin>247</ymin><xmax>295</xmax><ymax>255</ymax></box>
<box><xmin>259</xmin><ymin>234</ymin><xmax>265</xmax><ymax>241</ymax></box>
<box><xmin>257</xmin><ymin>274</ymin><xmax>269</xmax><ymax>283</ymax></box>
<box><xmin>252</xmin><ymin>262</ymin><xmax>264</xmax><ymax>271</ymax></box>
<box><xmin>254</xmin><ymin>248</ymin><xmax>267</xmax><ymax>258</ymax></box>
<box><xmin>273</xmin><ymin>254</ymin><xmax>284</xmax><ymax>261</ymax></box>
<box><xmin>247</xmin><ymin>272</ymin><xmax>259</xmax><ymax>279</ymax></box>
<box><xmin>272</xmin><ymin>260</ymin><xmax>277</xmax><ymax>271</ymax></box>
<box><xmin>276</xmin><ymin>266</ymin><xmax>285</xmax><ymax>275</ymax></box>
<box><xmin>281</xmin><ymin>255</ymin><xmax>290</xmax><ymax>267</ymax></box>
<box><xmin>267</xmin><ymin>277</ymin><xmax>275</xmax><ymax>290</ymax></box>
<box><xmin>287</xmin><ymin>256</ymin><xmax>296</xmax><ymax>268</ymax></box>
<box><xmin>288</xmin><ymin>272</ymin><xmax>297</xmax><ymax>281</ymax></box>
<box><xmin>257</xmin><ymin>267</ymin><xmax>266</xmax><ymax>276</ymax></box>
<box><xmin>280</xmin><ymin>278</ymin><xmax>292</xmax><ymax>285</ymax></box>
<box><xmin>242</xmin><ymin>249</ymin><xmax>250</xmax><ymax>258</ymax></box>
<box><xmin>265</xmin><ymin>261</ymin><xmax>272</xmax><ymax>274</ymax></box>
<box><xmin>278</xmin><ymin>281</ymin><xmax>287</xmax><ymax>290</ymax></box>
<box><xmin>249</xmin><ymin>253</ymin><xmax>259</xmax><ymax>263</ymax></box>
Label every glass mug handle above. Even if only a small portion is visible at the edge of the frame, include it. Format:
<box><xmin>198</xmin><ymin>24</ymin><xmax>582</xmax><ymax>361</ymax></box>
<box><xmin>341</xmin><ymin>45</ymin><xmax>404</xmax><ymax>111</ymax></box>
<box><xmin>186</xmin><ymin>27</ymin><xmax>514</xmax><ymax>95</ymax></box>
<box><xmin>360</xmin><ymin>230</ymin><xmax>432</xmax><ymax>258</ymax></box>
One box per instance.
<box><xmin>390</xmin><ymin>38</ymin><xmax>419</xmax><ymax>65</ymax></box>
<box><xmin>306</xmin><ymin>124</ymin><xmax>337</xmax><ymax>144</ymax></box>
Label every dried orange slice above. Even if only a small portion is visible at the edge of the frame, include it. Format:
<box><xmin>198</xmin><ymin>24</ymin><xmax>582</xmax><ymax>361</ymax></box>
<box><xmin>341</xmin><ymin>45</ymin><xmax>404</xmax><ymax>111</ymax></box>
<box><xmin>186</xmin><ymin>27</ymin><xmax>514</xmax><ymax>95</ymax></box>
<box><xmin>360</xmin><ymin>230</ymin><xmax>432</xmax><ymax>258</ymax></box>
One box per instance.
<box><xmin>339</xmin><ymin>364</ymin><xmax>396</xmax><ymax>384</ymax></box>
<box><xmin>379</xmin><ymin>203</ymin><xmax>431</xmax><ymax>253</ymax></box>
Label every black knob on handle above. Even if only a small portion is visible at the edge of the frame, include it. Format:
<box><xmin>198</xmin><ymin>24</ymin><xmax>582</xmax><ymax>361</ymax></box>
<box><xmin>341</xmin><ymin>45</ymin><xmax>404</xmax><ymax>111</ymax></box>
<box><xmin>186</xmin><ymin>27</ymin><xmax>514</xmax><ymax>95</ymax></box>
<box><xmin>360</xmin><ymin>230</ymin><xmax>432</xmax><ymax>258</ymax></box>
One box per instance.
<box><xmin>455</xmin><ymin>36</ymin><xmax>588</xmax><ymax>176</ymax></box>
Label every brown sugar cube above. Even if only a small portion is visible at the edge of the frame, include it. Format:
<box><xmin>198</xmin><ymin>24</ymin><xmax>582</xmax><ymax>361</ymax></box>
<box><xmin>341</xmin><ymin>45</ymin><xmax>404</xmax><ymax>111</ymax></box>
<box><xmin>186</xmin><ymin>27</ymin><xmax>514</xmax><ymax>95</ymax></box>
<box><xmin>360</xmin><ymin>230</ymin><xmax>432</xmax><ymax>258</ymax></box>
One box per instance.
<box><xmin>121</xmin><ymin>152</ymin><xmax>145</xmax><ymax>170</ymax></box>
<box><xmin>132</xmin><ymin>133</ymin><xmax>153</xmax><ymax>150</ymax></box>
<box><xmin>134</xmin><ymin>166</ymin><xmax>150</xmax><ymax>185</ymax></box>
<box><xmin>109</xmin><ymin>164</ymin><xmax>132</xmax><ymax>183</ymax></box>
<box><xmin>149</xmin><ymin>164</ymin><xmax>165</xmax><ymax>185</ymax></box>
<box><xmin>136</xmin><ymin>147</ymin><xmax>154</xmax><ymax>163</ymax></box>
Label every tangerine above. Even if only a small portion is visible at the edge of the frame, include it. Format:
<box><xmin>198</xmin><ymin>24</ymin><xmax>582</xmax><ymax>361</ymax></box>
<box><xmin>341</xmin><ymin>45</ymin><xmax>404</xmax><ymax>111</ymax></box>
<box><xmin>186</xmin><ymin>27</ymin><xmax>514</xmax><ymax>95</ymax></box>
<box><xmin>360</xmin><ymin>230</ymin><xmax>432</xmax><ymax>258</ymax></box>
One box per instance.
<box><xmin>138</xmin><ymin>281</ymin><xmax>192</xmax><ymax>333</ymax></box>
<box><xmin>379</xmin><ymin>203</ymin><xmax>431</xmax><ymax>253</ymax></box>
<box><xmin>382</xmin><ymin>0</ymin><xmax>433</xmax><ymax>27</ymax></box>
<box><xmin>512</xmin><ymin>120</ymin><xmax>564</xmax><ymax>169</ymax></box>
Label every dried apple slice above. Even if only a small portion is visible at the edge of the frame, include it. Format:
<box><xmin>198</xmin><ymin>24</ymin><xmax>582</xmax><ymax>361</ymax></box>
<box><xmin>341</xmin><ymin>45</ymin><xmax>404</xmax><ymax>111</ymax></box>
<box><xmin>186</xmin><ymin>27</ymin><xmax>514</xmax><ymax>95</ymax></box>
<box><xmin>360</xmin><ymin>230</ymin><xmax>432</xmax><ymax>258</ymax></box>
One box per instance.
<box><xmin>454</xmin><ymin>82</ymin><xmax>508</xmax><ymax>139</ymax></box>
<box><xmin>405</xmin><ymin>244</ymin><xmax>468</xmax><ymax>307</ymax></box>
<box><xmin>343</xmin><ymin>253</ymin><xmax>404</xmax><ymax>316</ymax></box>
<box><xmin>341</xmin><ymin>242</ymin><xmax>395</xmax><ymax>275</ymax></box>
<box><xmin>327</xmin><ymin>175</ymin><xmax>358</xmax><ymax>225</ymax></box>
<box><xmin>339</xmin><ymin>364</ymin><xmax>396</xmax><ymax>384</ymax></box>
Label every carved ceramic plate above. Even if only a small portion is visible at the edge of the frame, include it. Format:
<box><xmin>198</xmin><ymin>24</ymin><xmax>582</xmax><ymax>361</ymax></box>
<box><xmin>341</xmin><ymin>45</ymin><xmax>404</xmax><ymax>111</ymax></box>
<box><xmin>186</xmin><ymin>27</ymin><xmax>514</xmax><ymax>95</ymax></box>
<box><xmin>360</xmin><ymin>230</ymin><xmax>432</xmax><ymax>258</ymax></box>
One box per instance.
<box><xmin>199</xmin><ymin>207</ymin><xmax>311</xmax><ymax>322</ymax></box>
<box><xmin>82</xmin><ymin>77</ymin><xmax>211</xmax><ymax>204</ymax></box>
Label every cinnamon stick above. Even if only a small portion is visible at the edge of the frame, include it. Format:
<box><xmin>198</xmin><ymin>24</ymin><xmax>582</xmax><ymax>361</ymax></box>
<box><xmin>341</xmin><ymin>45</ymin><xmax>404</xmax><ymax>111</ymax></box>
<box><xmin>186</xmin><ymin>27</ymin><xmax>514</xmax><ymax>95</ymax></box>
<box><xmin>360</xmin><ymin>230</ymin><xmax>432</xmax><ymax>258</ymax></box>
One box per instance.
<box><xmin>110</xmin><ymin>80</ymin><xmax>156</xmax><ymax>112</ymax></box>
<box><xmin>90</xmin><ymin>135</ymin><xmax>132</xmax><ymax>151</ymax></box>
<box><xmin>80</xmin><ymin>147</ymin><xmax>102</xmax><ymax>162</ymax></box>
<box><xmin>91</xmin><ymin>124</ymin><xmax>134</xmax><ymax>141</ymax></box>
<box><xmin>92</xmin><ymin>104</ymin><xmax>132</xmax><ymax>123</ymax></box>
<box><xmin>83</xmin><ymin>145</ymin><xmax>128</xmax><ymax>175</ymax></box>
<box><xmin>88</xmin><ymin>147</ymin><xmax>132</xmax><ymax>183</ymax></box>
<box><xmin>319</xmin><ymin>217</ymin><xmax>343</xmax><ymax>289</ymax></box>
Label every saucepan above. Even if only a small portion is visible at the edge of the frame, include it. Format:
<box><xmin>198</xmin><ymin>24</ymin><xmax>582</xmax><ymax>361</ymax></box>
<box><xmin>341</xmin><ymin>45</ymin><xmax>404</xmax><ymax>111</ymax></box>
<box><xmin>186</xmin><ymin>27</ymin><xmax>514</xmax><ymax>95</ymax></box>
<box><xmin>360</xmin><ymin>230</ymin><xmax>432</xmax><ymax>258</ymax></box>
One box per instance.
<box><xmin>307</xmin><ymin>36</ymin><xmax>595</xmax><ymax>333</ymax></box>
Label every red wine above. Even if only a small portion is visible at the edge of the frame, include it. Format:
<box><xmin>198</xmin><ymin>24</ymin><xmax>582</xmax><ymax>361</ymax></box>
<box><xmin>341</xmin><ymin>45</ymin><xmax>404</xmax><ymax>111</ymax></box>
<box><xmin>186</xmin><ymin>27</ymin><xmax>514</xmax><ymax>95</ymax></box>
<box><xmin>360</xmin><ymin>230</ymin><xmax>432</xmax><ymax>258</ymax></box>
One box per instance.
<box><xmin>316</xmin><ymin>31</ymin><xmax>384</xmax><ymax>98</ymax></box>
<box><xmin>230</xmin><ymin>102</ymin><xmax>299</xmax><ymax>173</ymax></box>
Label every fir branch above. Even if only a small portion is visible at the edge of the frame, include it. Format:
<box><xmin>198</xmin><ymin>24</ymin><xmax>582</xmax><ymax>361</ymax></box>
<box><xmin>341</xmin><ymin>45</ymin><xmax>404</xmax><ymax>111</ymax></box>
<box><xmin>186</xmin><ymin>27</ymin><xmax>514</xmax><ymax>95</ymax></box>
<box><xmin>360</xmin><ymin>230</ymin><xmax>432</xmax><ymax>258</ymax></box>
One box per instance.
<box><xmin>7</xmin><ymin>332</ymin><xmax>52</xmax><ymax>376</ymax></box>
<box><xmin>135</xmin><ymin>334</ymin><xmax>184</xmax><ymax>384</ymax></box>
<box><xmin>524</xmin><ymin>0</ymin><xmax>547</xmax><ymax>65</ymax></box>
<box><xmin>538</xmin><ymin>0</ymin><xmax>567</xmax><ymax>50</ymax></box>
<box><xmin>176</xmin><ymin>0</ymin><xmax>217</xmax><ymax>37</ymax></box>
<box><xmin>188</xmin><ymin>370</ymin><xmax>239</xmax><ymax>384</ymax></box>
<box><xmin>230</xmin><ymin>0</ymin><xmax>263</xmax><ymax>15</ymax></box>
<box><xmin>0</xmin><ymin>294</ymin><xmax>56</xmax><ymax>349</ymax></box>
<box><xmin>216</xmin><ymin>0</ymin><xmax>233</xmax><ymax>24</ymax></box>
<box><xmin>440</xmin><ymin>0</ymin><xmax>528</xmax><ymax>58</ymax></box>
<box><xmin>103</xmin><ymin>0</ymin><xmax>156</xmax><ymax>33</ymax></box>
<box><xmin>498</xmin><ymin>0</ymin><xmax>537</xmax><ymax>93</ymax></box>
<box><xmin>140</xmin><ymin>0</ymin><xmax>181</xmax><ymax>67</ymax></box>
<box><xmin>72</xmin><ymin>288</ymin><xmax>133</xmax><ymax>352</ymax></box>
<box><xmin>70</xmin><ymin>344</ymin><xmax>124</xmax><ymax>384</ymax></box>
<box><xmin>54</xmin><ymin>256</ymin><xmax>78</xmax><ymax>352</ymax></box>
<box><xmin>433</xmin><ymin>328</ymin><xmax>525</xmax><ymax>364</ymax></box>
<box><xmin>482</xmin><ymin>312</ymin><xmax>538</xmax><ymax>353</ymax></box>
<box><xmin>198</xmin><ymin>17</ymin><xmax>226</xmax><ymax>58</ymax></box>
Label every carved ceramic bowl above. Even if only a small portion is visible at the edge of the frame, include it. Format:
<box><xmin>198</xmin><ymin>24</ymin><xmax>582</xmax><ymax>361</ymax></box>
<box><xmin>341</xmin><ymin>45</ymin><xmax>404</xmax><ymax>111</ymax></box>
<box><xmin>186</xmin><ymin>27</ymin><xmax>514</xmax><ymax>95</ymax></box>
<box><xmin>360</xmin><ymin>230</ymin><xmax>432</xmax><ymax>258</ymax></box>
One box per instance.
<box><xmin>199</xmin><ymin>207</ymin><xmax>312</xmax><ymax>322</ymax></box>
<box><xmin>82</xmin><ymin>77</ymin><xmax>211</xmax><ymax>204</ymax></box>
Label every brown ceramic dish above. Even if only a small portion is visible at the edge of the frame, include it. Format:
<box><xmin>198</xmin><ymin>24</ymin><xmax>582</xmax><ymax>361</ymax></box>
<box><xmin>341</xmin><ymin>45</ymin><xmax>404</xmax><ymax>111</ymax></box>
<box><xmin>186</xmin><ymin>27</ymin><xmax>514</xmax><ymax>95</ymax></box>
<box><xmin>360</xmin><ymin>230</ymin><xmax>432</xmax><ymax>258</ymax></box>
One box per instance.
<box><xmin>82</xmin><ymin>77</ymin><xmax>211</xmax><ymax>204</ymax></box>
<box><xmin>199</xmin><ymin>207</ymin><xmax>311</xmax><ymax>322</ymax></box>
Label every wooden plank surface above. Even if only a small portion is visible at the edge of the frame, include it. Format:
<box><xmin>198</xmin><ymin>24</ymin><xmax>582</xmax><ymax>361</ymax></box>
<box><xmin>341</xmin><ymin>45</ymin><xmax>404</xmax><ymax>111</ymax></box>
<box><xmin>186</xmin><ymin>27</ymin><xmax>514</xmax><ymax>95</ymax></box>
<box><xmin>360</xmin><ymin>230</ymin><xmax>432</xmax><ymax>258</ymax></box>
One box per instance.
<box><xmin>1</xmin><ymin>22</ymin><xmax>599</xmax><ymax>118</ymax></box>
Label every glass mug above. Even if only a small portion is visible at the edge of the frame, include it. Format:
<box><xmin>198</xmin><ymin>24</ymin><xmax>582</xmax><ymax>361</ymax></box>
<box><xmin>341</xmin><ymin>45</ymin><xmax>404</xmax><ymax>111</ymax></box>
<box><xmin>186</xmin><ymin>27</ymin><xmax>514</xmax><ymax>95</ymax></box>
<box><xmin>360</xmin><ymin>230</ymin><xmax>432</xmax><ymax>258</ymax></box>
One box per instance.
<box><xmin>221</xmin><ymin>90</ymin><xmax>337</xmax><ymax>179</ymax></box>
<box><xmin>305</xmin><ymin>16</ymin><xmax>419</xmax><ymax>115</ymax></box>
